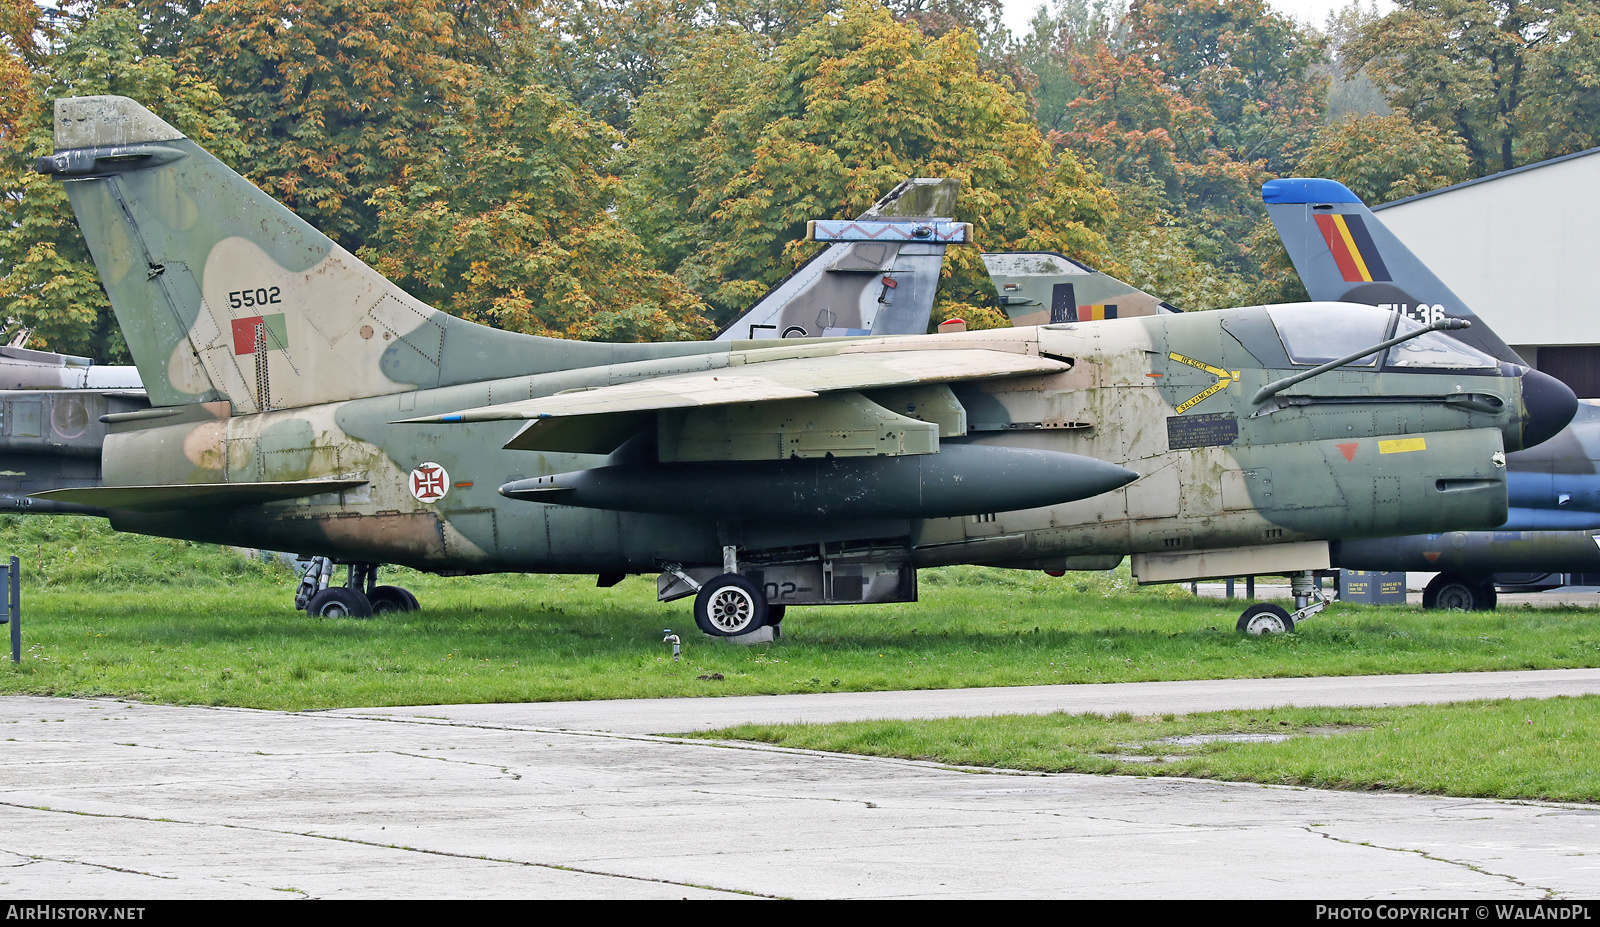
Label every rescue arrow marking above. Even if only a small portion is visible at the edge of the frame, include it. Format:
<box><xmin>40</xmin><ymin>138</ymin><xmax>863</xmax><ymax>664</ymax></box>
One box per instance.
<box><xmin>1168</xmin><ymin>352</ymin><xmax>1241</xmax><ymax>414</ymax></box>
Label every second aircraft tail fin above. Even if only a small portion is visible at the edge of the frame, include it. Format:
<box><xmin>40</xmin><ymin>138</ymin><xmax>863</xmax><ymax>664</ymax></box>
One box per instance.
<box><xmin>981</xmin><ymin>252</ymin><xmax>1178</xmax><ymax>326</ymax></box>
<box><xmin>1262</xmin><ymin>177</ymin><xmax>1525</xmax><ymax>365</ymax></box>
<box><xmin>715</xmin><ymin>178</ymin><xmax>962</xmax><ymax>341</ymax></box>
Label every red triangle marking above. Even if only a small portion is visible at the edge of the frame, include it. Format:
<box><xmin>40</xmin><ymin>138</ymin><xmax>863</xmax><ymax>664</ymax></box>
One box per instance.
<box><xmin>1336</xmin><ymin>442</ymin><xmax>1359</xmax><ymax>462</ymax></box>
<box><xmin>1423</xmin><ymin>552</ymin><xmax>1441</xmax><ymax>563</ymax></box>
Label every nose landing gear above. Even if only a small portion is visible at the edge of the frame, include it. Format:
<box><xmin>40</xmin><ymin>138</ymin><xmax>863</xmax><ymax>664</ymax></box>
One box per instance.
<box><xmin>1236</xmin><ymin>571</ymin><xmax>1327</xmax><ymax>634</ymax></box>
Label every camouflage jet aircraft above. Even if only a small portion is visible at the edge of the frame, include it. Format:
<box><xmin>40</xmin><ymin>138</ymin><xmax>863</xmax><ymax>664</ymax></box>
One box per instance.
<box><xmin>0</xmin><ymin>175</ymin><xmax>962</xmax><ymax>525</ymax></box>
<box><xmin>28</xmin><ymin>96</ymin><xmax>1577</xmax><ymax>636</ymax></box>
<box><xmin>1266</xmin><ymin>177</ymin><xmax>1600</xmax><ymax>610</ymax></box>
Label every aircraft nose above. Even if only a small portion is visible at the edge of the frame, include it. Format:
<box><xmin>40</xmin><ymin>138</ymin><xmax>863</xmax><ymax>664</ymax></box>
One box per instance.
<box><xmin>1518</xmin><ymin>367</ymin><xmax>1578</xmax><ymax>450</ymax></box>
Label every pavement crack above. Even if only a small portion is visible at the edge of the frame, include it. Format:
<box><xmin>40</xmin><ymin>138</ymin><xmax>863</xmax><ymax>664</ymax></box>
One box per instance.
<box><xmin>0</xmin><ymin>846</ymin><xmax>178</xmax><ymax>881</ymax></box>
<box><xmin>0</xmin><ymin>799</ymin><xmax>770</xmax><ymax>898</ymax></box>
<box><xmin>1299</xmin><ymin>825</ymin><xmax>1565</xmax><ymax>898</ymax></box>
<box><xmin>388</xmin><ymin>751</ymin><xmax>521</xmax><ymax>779</ymax></box>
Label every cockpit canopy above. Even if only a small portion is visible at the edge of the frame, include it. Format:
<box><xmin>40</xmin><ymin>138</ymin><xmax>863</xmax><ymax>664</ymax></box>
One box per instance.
<box><xmin>1265</xmin><ymin>303</ymin><xmax>1500</xmax><ymax>371</ymax></box>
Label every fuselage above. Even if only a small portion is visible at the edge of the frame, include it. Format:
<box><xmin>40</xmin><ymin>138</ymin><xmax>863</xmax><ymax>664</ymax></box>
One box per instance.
<box><xmin>98</xmin><ymin>304</ymin><xmax>1560</xmax><ymax>578</ymax></box>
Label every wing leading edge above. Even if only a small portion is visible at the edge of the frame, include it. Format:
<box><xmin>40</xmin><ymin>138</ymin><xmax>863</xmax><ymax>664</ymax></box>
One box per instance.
<box><xmin>403</xmin><ymin>348</ymin><xmax>1071</xmax><ymax>456</ymax></box>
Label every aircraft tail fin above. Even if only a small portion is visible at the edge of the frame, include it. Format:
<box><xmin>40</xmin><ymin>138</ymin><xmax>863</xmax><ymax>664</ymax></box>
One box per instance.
<box><xmin>715</xmin><ymin>178</ymin><xmax>962</xmax><ymax>341</ymax></box>
<box><xmin>981</xmin><ymin>252</ymin><xmax>1179</xmax><ymax>326</ymax></box>
<box><xmin>38</xmin><ymin>96</ymin><xmax>656</xmax><ymax>411</ymax></box>
<box><xmin>1262</xmin><ymin>178</ymin><xmax>1525</xmax><ymax>365</ymax></box>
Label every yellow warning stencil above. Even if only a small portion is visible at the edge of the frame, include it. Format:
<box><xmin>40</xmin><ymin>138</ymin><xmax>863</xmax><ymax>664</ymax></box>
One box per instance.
<box><xmin>1379</xmin><ymin>437</ymin><xmax>1427</xmax><ymax>454</ymax></box>
<box><xmin>1167</xmin><ymin>353</ymin><xmax>1241</xmax><ymax>414</ymax></box>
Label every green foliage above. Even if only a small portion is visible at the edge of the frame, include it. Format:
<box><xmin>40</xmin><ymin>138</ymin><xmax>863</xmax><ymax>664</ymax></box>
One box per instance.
<box><xmin>0</xmin><ymin>514</ymin><xmax>287</xmax><ymax>587</ymax></box>
<box><xmin>361</xmin><ymin>76</ymin><xmax>713</xmax><ymax>341</ymax></box>
<box><xmin>1345</xmin><ymin>0</ymin><xmax>1600</xmax><ymax>174</ymax></box>
<box><xmin>1012</xmin><ymin>0</ymin><xmax>1125</xmax><ymax>134</ymax></box>
<box><xmin>1058</xmin><ymin>0</ymin><xmax>1327</xmax><ymax>287</ymax></box>
<box><xmin>0</xmin><ymin>0</ymin><xmax>42</xmax><ymax>143</ymax></box>
<box><xmin>186</xmin><ymin>0</ymin><xmax>489</xmax><ymax>251</ymax></box>
<box><xmin>1129</xmin><ymin>0</ymin><xmax>1327</xmax><ymax>175</ymax></box>
<box><xmin>624</xmin><ymin>0</ymin><xmax>1119</xmax><ymax>327</ymax></box>
<box><xmin>1299</xmin><ymin>112</ymin><xmax>1473</xmax><ymax>205</ymax></box>
<box><xmin>0</xmin><ymin>8</ymin><xmax>242</xmax><ymax>359</ymax></box>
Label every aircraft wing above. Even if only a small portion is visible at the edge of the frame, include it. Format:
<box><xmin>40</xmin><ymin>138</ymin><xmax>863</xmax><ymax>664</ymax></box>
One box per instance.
<box><xmin>404</xmin><ymin>348</ymin><xmax>1068</xmax><ymax>455</ymax></box>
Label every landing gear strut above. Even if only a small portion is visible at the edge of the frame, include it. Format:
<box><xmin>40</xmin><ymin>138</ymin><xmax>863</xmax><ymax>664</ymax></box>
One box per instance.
<box><xmin>1236</xmin><ymin>571</ymin><xmax>1327</xmax><ymax>634</ymax></box>
<box><xmin>296</xmin><ymin>557</ymin><xmax>420</xmax><ymax>618</ymax></box>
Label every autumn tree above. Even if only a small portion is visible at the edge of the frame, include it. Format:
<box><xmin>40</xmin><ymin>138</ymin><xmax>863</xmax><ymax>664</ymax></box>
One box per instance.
<box><xmin>1012</xmin><ymin>0</ymin><xmax>1125</xmax><ymax>134</ymax></box>
<box><xmin>623</xmin><ymin>0</ymin><xmax>1118</xmax><ymax>328</ymax></box>
<box><xmin>361</xmin><ymin>76</ymin><xmax>713</xmax><ymax>342</ymax></box>
<box><xmin>185</xmin><ymin>0</ymin><xmax>491</xmax><ymax>251</ymax></box>
<box><xmin>1299</xmin><ymin>112</ymin><xmax>1472</xmax><ymax>204</ymax></box>
<box><xmin>0</xmin><ymin>8</ymin><xmax>242</xmax><ymax>359</ymax></box>
<box><xmin>1345</xmin><ymin>0</ymin><xmax>1600</xmax><ymax>174</ymax></box>
<box><xmin>1128</xmin><ymin>0</ymin><xmax>1326</xmax><ymax>174</ymax></box>
<box><xmin>0</xmin><ymin>0</ymin><xmax>42</xmax><ymax>145</ymax></box>
<box><xmin>518</xmin><ymin>0</ymin><xmax>846</xmax><ymax>130</ymax></box>
<box><xmin>1047</xmin><ymin>0</ymin><xmax>1327</xmax><ymax>306</ymax></box>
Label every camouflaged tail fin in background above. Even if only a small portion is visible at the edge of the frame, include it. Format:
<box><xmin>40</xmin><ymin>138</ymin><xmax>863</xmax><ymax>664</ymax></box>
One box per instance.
<box><xmin>42</xmin><ymin>96</ymin><xmax>644</xmax><ymax>412</ymax></box>
<box><xmin>981</xmin><ymin>252</ymin><xmax>1179</xmax><ymax>326</ymax></box>
<box><xmin>1262</xmin><ymin>178</ymin><xmax>1525</xmax><ymax>366</ymax></box>
<box><xmin>714</xmin><ymin>178</ymin><xmax>962</xmax><ymax>342</ymax></box>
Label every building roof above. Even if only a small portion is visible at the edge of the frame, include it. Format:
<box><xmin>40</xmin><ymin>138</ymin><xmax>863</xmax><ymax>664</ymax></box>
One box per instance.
<box><xmin>1375</xmin><ymin>145</ymin><xmax>1600</xmax><ymax>211</ymax></box>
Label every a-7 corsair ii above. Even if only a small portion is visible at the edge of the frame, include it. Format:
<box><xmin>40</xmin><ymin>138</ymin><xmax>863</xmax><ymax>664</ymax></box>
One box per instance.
<box><xmin>1266</xmin><ymin>177</ymin><xmax>1600</xmax><ymax>609</ymax></box>
<box><xmin>31</xmin><ymin>96</ymin><xmax>1576</xmax><ymax>636</ymax></box>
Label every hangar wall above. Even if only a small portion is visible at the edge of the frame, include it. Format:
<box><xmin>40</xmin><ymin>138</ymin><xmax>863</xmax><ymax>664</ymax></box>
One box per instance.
<box><xmin>1373</xmin><ymin>147</ymin><xmax>1600</xmax><ymax>396</ymax></box>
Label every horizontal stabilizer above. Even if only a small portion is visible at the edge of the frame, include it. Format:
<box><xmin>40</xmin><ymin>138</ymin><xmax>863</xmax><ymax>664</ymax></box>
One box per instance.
<box><xmin>32</xmin><ymin>478</ymin><xmax>367</xmax><ymax>512</ymax></box>
<box><xmin>806</xmin><ymin>219</ymin><xmax>971</xmax><ymax>244</ymax></box>
<box><xmin>982</xmin><ymin>252</ymin><xmax>1177</xmax><ymax>326</ymax></box>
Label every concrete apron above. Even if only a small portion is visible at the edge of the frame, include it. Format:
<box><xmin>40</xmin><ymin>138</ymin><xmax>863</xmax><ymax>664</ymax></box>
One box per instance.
<box><xmin>3</xmin><ymin>685</ymin><xmax>1599</xmax><ymax>899</ymax></box>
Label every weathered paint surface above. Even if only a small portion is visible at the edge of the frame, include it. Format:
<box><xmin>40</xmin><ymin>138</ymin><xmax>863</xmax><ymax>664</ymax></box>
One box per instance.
<box><xmin>31</xmin><ymin>97</ymin><xmax>1577</xmax><ymax>584</ymax></box>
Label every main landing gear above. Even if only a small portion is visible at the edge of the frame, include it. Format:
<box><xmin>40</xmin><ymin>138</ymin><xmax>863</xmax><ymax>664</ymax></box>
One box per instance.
<box><xmin>661</xmin><ymin>546</ymin><xmax>789</xmax><ymax>639</ymax></box>
<box><xmin>1422</xmin><ymin>573</ymin><xmax>1496</xmax><ymax>611</ymax></box>
<box><xmin>296</xmin><ymin>557</ymin><xmax>420</xmax><ymax>618</ymax></box>
<box><xmin>1236</xmin><ymin>570</ymin><xmax>1328</xmax><ymax>635</ymax></box>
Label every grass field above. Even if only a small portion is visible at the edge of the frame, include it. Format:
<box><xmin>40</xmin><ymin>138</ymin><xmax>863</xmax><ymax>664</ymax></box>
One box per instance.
<box><xmin>692</xmin><ymin>696</ymin><xmax>1600</xmax><ymax>803</ymax></box>
<box><xmin>3</xmin><ymin>516</ymin><xmax>1600</xmax><ymax>712</ymax></box>
<box><xmin>5</xmin><ymin>515</ymin><xmax>1599</xmax><ymax>802</ymax></box>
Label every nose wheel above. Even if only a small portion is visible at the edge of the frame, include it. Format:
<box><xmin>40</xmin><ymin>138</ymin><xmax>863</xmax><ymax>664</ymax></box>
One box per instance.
<box><xmin>1236</xmin><ymin>571</ymin><xmax>1326</xmax><ymax>634</ymax></box>
<box><xmin>1237</xmin><ymin>603</ymin><xmax>1294</xmax><ymax>635</ymax></box>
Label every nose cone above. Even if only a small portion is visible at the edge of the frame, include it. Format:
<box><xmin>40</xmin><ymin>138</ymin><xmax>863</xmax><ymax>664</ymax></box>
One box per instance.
<box><xmin>1519</xmin><ymin>368</ymin><xmax>1578</xmax><ymax>450</ymax></box>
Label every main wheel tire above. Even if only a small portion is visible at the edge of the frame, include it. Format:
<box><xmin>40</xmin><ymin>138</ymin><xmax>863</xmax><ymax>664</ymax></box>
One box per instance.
<box><xmin>693</xmin><ymin>574</ymin><xmax>768</xmax><ymax>637</ymax></box>
<box><xmin>306</xmin><ymin>587</ymin><xmax>373</xmax><ymax>619</ymax></box>
<box><xmin>368</xmin><ymin>585</ymin><xmax>420</xmax><ymax>614</ymax></box>
<box><xmin>766</xmin><ymin>604</ymin><xmax>786</xmax><ymax>626</ymax></box>
<box><xmin>1237</xmin><ymin>602</ymin><xmax>1295</xmax><ymax>635</ymax></box>
<box><xmin>1424</xmin><ymin>574</ymin><xmax>1493</xmax><ymax>611</ymax></box>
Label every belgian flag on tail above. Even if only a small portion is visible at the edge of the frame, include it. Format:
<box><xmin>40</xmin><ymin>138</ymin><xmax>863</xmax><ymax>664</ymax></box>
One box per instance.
<box><xmin>1314</xmin><ymin>213</ymin><xmax>1391</xmax><ymax>283</ymax></box>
